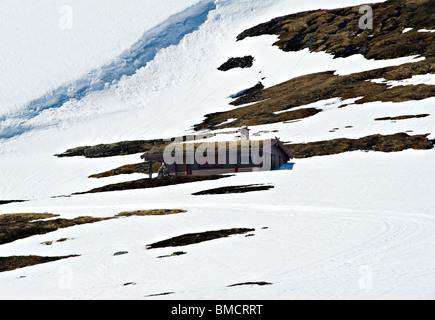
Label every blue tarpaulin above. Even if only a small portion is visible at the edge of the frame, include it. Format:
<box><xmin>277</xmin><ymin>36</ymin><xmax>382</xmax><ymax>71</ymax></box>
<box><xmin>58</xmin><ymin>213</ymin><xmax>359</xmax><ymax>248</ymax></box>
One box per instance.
<box><xmin>274</xmin><ymin>162</ymin><xmax>295</xmax><ymax>171</ymax></box>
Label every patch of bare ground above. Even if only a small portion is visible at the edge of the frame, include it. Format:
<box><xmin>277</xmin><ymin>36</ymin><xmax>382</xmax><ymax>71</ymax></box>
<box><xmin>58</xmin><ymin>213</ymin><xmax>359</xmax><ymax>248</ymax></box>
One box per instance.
<box><xmin>41</xmin><ymin>238</ymin><xmax>70</xmax><ymax>246</ymax></box>
<box><xmin>0</xmin><ymin>209</ymin><xmax>186</xmax><ymax>272</ymax></box>
<box><xmin>218</xmin><ymin>56</ymin><xmax>254</xmax><ymax>71</ymax></box>
<box><xmin>0</xmin><ymin>213</ymin><xmax>112</xmax><ymax>246</ymax></box>
<box><xmin>56</xmin><ymin>139</ymin><xmax>172</xmax><ymax>158</ymax></box>
<box><xmin>146</xmin><ymin>292</ymin><xmax>175</xmax><ymax>297</ymax></box>
<box><xmin>116</xmin><ymin>209</ymin><xmax>186</xmax><ymax>217</ymax></box>
<box><xmin>146</xmin><ymin>228</ymin><xmax>255</xmax><ymax>249</ymax></box>
<box><xmin>375</xmin><ymin>114</ymin><xmax>430</xmax><ymax>121</ymax></box>
<box><xmin>285</xmin><ymin>132</ymin><xmax>433</xmax><ymax>158</ymax></box>
<box><xmin>228</xmin><ymin>282</ymin><xmax>272</xmax><ymax>287</ymax></box>
<box><xmin>0</xmin><ymin>210</ymin><xmax>188</xmax><ymax>246</ymax></box>
<box><xmin>55</xmin><ymin>133</ymin><xmax>217</xmax><ymax>159</ymax></box>
<box><xmin>194</xmin><ymin>68</ymin><xmax>435</xmax><ymax>131</ymax></box>
<box><xmin>89</xmin><ymin>162</ymin><xmax>160</xmax><ymax>179</ymax></box>
<box><xmin>157</xmin><ymin>251</ymin><xmax>187</xmax><ymax>259</ymax></box>
<box><xmin>0</xmin><ymin>200</ymin><xmax>27</xmax><ymax>206</ymax></box>
<box><xmin>0</xmin><ymin>255</ymin><xmax>79</xmax><ymax>273</ymax></box>
<box><xmin>195</xmin><ymin>0</ymin><xmax>434</xmax><ymax>132</ymax></box>
<box><xmin>192</xmin><ymin>184</ymin><xmax>274</xmax><ymax>195</ymax></box>
<box><xmin>74</xmin><ymin>175</ymin><xmax>230</xmax><ymax>195</ymax></box>
<box><xmin>237</xmin><ymin>0</ymin><xmax>435</xmax><ymax>60</ymax></box>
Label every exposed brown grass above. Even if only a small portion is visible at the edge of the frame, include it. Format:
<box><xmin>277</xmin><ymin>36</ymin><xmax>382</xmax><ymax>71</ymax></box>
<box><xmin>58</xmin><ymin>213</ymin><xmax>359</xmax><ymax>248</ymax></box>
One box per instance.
<box><xmin>117</xmin><ymin>209</ymin><xmax>187</xmax><ymax>217</ymax></box>
<box><xmin>194</xmin><ymin>0</ymin><xmax>434</xmax><ymax>132</ymax></box>
<box><xmin>146</xmin><ymin>228</ymin><xmax>255</xmax><ymax>249</ymax></box>
<box><xmin>196</xmin><ymin>105</ymin><xmax>322</xmax><ymax>131</ymax></box>
<box><xmin>0</xmin><ymin>210</ymin><xmax>187</xmax><ymax>246</ymax></box>
<box><xmin>192</xmin><ymin>184</ymin><xmax>274</xmax><ymax>196</ymax></box>
<box><xmin>0</xmin><ymin>209</ymin><xmax>187</xmax><ymax>272</ymax></box>
<box><xmin>157</xmin><ymin>251</ymin><xmax>187</xmax><ymax>259</ymax></box>
<box><xmin>375</xmin><ymin>114</ymin><xmax>430</xmax><ymax>121</ymax></box>
<box><xmin>0</xmin><ymin>213</ymin><xmax>58</xmax><ymax>224</ymax></box>
<box><xmin>41</xmin><ymin>238</ymin><xmax>71</xmax><ymax>246</ymax></box>
<box><xmin>218</xmin><ymin>56</ymin><xmax>254</xmax><ymax>71</ymax></box>
<box><xmin>56</xmin><ymin>139</ymin><xmax>172</xmax><ymax>158</ymax></box>
<box><xmin>0</xmin><ymin>200</ymin><xmax>27</xmax><ymax>206</ymax></box>
<box><xmin>285</xmin><ymin>132</ymin><xmax>433</xmax><ymax>158</ymax></box>
<box><xmin>237</xmin><ymin>0</ymin><xmax>435</xmax><ymax>60</ymax></box>
<box><xmin>228</xmin><ymin>282</ymin><xmax>272</xmax><ymax>287</ymax></box>
<box><xmin>194</xmin><ymin>69</ymin><xmax>435</xmax><ymax>131</ymax></box>
<box><xmin>89</xmin><ymin>162</ymin><xmax>160</xmax><ymax>179</ymax></box>
<box><xmin>0</xmin><ymin>255</ymin><xmax>79</xmax><ymax>273</ymax></box>
<box><xmin>0</xmin><ymin>213</ymin><xmax>112</xmax><ymax>246</ymax></box>
<box><xmin>74</xmin><ymin>174</ymin><xmax>230</xmax><ymax>195</ymax></box>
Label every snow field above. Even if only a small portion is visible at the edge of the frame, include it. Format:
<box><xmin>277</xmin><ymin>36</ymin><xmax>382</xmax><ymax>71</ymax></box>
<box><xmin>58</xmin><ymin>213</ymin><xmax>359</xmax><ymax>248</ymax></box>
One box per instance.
<box><xmin>1</xmin><ymin>0</ymin><xmax>434</xmax><ymax>300</ymax></box>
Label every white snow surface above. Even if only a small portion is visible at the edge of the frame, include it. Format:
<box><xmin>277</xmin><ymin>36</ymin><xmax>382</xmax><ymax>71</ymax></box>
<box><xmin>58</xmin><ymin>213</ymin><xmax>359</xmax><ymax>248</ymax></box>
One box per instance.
<box><xmin>370</xmin><ymin>74</ymin><xmax>435</xmax><ymax>87</ymax></box>
<box><xmin>1</xmin><ymin>0</ymin><xmax>435</xmax><ymax>300</ymax></box>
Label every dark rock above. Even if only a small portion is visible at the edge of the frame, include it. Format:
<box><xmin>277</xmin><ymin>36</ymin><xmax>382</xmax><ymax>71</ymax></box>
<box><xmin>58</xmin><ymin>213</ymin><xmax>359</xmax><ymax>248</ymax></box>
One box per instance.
<box><xmin>113</xmin><ymin>251</ymin><xmax>128</xmax><ymax>256</ymax></box>
<box><xmin>218</xmin><ymin>56</ymin><xmax>254</xmax><ymax>71</ymax></box>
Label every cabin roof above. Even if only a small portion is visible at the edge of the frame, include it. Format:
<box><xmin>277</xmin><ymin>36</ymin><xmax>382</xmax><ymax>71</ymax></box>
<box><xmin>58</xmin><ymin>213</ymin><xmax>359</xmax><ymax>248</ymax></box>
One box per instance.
<box><xmin>140</xmin><ymin>138</ymin><xmax>293</xmax><ymax>161</ymax></box>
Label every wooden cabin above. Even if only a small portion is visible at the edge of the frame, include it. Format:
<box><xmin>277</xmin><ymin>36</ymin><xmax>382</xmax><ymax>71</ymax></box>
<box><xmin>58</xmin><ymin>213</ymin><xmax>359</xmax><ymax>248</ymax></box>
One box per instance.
<box><xmin>140</xmin><ymin>137</ymin><xmax>293</xmax><ymax>178</ymax></box>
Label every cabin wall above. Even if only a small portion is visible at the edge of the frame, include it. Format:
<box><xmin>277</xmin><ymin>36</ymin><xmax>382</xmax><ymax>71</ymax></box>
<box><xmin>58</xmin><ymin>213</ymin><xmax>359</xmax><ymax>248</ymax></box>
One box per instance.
<box><xmin>270</xmin><ymin>145</ymin><xmax>289</xmax><ymax>170</ymax></box>
<box><xmin>162</xmin><ymin>144</ymin><xmax>290</xmax><ymax>175</ymax></box>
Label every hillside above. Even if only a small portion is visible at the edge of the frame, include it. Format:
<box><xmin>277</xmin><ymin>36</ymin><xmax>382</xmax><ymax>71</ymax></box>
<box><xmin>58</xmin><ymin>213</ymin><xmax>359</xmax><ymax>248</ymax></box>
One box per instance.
<box><xmin>0</xmin><ymin>0</ymin><xmax>434</xmax><ymax>300</ymax></box>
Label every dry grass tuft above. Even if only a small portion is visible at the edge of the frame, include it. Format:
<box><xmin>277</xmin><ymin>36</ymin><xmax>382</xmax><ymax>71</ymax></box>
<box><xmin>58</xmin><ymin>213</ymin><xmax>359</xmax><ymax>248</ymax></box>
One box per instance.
<box><xmin>0</xmin><ymin>255</ymin><xmax>79</xmax><ymax>273</ymax></box>
<box><xmin>192</xmin><ymin>184</ymin><xmax>274</xmax><ymax>195</ymax></box>
<box><xmin>195</xmin><ymin>0</ymin><xmax>434</xmax><ymax>132</ymax></box>
<box><xmin>0</xmin><ymin>213</ymin><xmax>112</xmax><ymax>246</ymax></box>
<box><xmin>194</xmin><ymin>69</ymin><xmax>435</xmax><ymax>131</ymax></box>
<box><xmin>375</xmin><ymin>114</ymin><xmax>430</xmax><ymax>121</ymax></box>
<box><xmin>146</xmin><ymin>228</ymin><xmax>255</xmax><ymax>249</ymax></box>
<box><xmin>89</xmin><ymin>162</ymin><xmax>160</xmax><ymax>179</ymax></box>
<box><xmin>117</xmin><ymin>209</ymin><xmax>187</xmax><ymax>217</ymax></box>
<box><xmin>285</xmin><ymin>132</ymin><xmax>433</xmax><ymax>158</ymax></box>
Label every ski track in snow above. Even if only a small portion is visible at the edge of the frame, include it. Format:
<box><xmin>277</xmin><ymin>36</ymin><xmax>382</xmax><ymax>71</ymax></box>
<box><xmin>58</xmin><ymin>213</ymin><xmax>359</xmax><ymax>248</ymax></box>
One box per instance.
<box><xmin>0</xmin><ymin>0</ymin><xmax>216</xmax><ymax>140</ymax></box>
<box><xmin>271</xmin><ymin>210</ymin><xmax>435</xmax><ymax>299</ymax></box>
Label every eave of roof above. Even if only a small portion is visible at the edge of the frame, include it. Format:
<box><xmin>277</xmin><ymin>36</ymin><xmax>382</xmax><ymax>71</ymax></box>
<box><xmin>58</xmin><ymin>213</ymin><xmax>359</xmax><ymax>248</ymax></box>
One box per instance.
<box><xmin>140</xmin><ymin>138</ymin><xmax>294</xmax><ymax>160</ymax></box>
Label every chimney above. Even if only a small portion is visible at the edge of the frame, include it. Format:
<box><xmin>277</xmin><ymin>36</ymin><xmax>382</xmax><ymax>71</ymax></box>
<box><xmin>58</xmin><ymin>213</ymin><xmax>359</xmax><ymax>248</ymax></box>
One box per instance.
<box><xmin>239</xmin><ymin>126</ymin><xmax>250</xmax><ymax>141</ymax></box>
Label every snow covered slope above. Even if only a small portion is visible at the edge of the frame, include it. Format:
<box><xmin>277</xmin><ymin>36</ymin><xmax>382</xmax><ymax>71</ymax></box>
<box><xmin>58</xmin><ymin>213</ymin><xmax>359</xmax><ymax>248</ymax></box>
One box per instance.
<box><xmin>1</xmin><ymin>0</ymin><xmax>434</xmax><ymax>300</ymax></box>
<box><xmin>0</xmin><ymin>0</ymin><xmax>203</xmax><ymax>117</ymax></box>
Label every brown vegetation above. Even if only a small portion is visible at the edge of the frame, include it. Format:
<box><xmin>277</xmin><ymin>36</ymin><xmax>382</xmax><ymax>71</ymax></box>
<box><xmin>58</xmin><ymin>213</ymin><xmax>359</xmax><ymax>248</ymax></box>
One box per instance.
<box><xmin>218</xmin><ymin>56</ymin><xmax>254</xmax><ymax>71</ymax></box>
<box><xmin>237</xmin><ymin>0</ymin><xmax>435</xmax><ymax>60</ymax></box>
<box><xmin>192</xmin><ymin>184</ymin><xmax>274</xmax><ymax>195</ymax></box>
<box><xmin>117</xmin><ymin>209</ymin><xmax>186</xmax><ymax>217</ymax></box>
<box><xmin>195</xmin><ymin>0</ymin><xmax>434</xmax><ymax>132</ymax></box>
<box><xmin>228</xmin><ymin>282</ymin><xmax>272</xmax><ymax>287</ymax></box>
<box><xmin>74</xmin><ymin>175</ymin><xmax>230</xmax><ymax>195</ymax></box>
<box><xmin>0</xmin><ymin>255</ymin><xmax>79</xmax><ymax>273</ymax></box>
<box><xmin>0</xmin><ymin>213</ymin><xmax>112</xmax><ymax>246</ymax></box>
<box><xmin>194</xmin><ymin>69</ymin><xmax>435</xmax><ymax>131</ymax></box>
<box><xmin>0</xmin><ymin>200</ymin><xmax>27</xmax><ymax>206</ymax></box>
<box><xmin>146</xmin><ymin>228</ymin><xmax>255</xmax><ymax>249</ymax></box>
<box><xmin>157</xmin><ymin>251</ymin><xmax>187</xmax><ymax>259</ymax></box>
<box><xmin>0</xmin><ymin>209</ymin><xmax>187</xmax><ymax>272</ymax></box>
<box><xmin>89</xmin><ymin>162</ymin><xmax>160</xmax><ymax>179</ymax></box>
<box><xmin>146</xmin><ymin>292</ymin><xmax>175</xmax><ymax>297</ymax></box>
<box><xmin>285</xmin><ymin>133</ymin><xmax>433</xmax><ymax>158</ymax></box>
<box><xmin>0</xmin><ymin>210</ymin><xmax>188</xmax><ymax>246</ymax></box>
<box><xmin>56</xmin><ymin>139</ymin><xmax>171</xmax><ymax>158</ymax></box>
<box><xmin>375</xmin><ymin>114</ymin><xmax>430</xmax><ymax>121</ymax></box>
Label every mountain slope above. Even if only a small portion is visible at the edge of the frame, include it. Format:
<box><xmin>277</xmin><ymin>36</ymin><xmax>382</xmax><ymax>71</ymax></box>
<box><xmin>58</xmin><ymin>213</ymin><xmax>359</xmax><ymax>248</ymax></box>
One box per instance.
<box><xmin>0</xmin><ymin>0</ymin><xmax>434</xmax><ymax>300</ymax></box>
